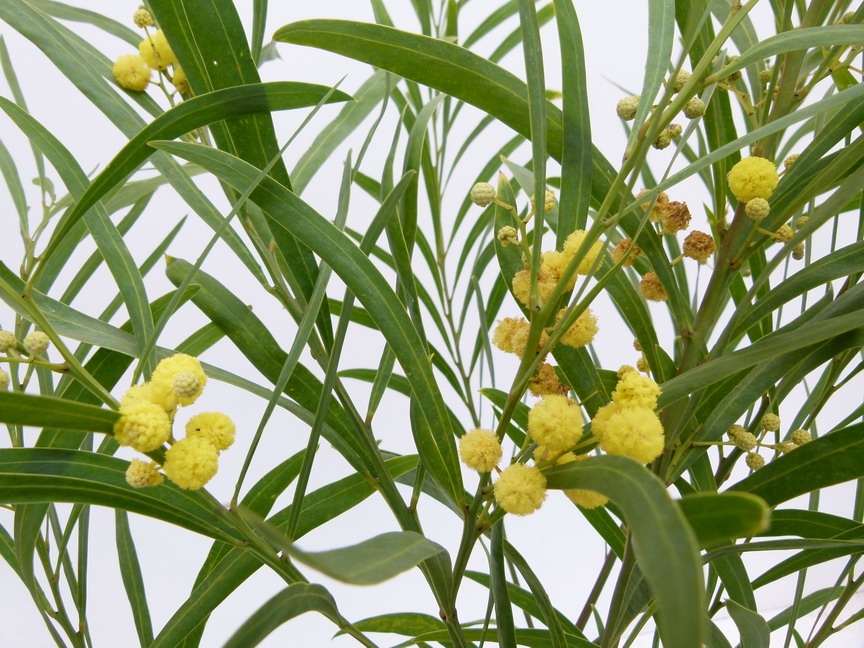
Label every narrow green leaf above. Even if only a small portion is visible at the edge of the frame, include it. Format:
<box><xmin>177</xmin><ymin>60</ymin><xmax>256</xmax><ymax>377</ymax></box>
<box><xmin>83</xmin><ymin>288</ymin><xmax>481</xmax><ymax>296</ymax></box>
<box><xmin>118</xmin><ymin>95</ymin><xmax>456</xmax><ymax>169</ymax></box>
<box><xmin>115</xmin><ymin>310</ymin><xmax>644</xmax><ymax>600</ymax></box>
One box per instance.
<box><xmin>544</xmin><ymin>455</ymin><xmax>705</xmax><ymax>648</ymax></box>
<box><xmin>0</xmin><ymin>392</ymin><xmax>117</xmax><ymax>433</ymax></box>
<box><xmin>726</xmin><ymin>600</ymin><xmax>770</xmax><ymax>648</ymax></box>
<box><xmin>490</xmin><ymin>522</ymin><xmax>517</xmax><ymax>648</ymax></box>
<box><xmin>350</xmin><ymin>612</ymin><xmax>445</xmax><ymax>636</ymax></box>
<box><xmin>115</xmin><ymin>510</ymin><xmax>154</xmax><ymax>647</ymax></box>
<box><xmin>678</xmin><ymin>492</ymin><xmax>769</xmax><ymax>546</ymax></box>
<box><xmin>30</xmin><ymin>0</ymin><xmax>140</xmax><ymax>45</ymax></box>
<box><xmin>222</xmin><ymin>583</ymin><xmax>341</xmax><ymax>648</ymax></box>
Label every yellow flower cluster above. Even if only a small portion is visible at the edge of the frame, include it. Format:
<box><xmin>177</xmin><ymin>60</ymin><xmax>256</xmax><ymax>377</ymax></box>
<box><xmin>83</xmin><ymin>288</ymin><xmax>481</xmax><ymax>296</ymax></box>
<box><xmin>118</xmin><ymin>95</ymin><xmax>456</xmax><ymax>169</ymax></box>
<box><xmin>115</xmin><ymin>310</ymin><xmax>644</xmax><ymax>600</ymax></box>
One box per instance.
<box><xmin>592</xmin><ymin>370</ymin><xmax>665</xmax><ymax>464</ymax></box>
<box><xmin>557</xmin><ymin>308</ymin><xmax>598</xmax><ymax>349</ymax></box>
<box><xmin>116</xmin><ymin>354</ymin><xmax>235</xmax><ymax>491</ymax></box>
<box><xmin>528</xmin><ymin>363</ymin><xmax>566</xmax><ymax>397</ymax></box>
<box><xmin>494</xmin><ymin>463</ymin><xmax>547</xmax><ymax>515</ymax></box>
<box><xmin>527</xmin><ymin>394</ymin><xmax>583</xmax><ymax>454</ymax></box>
<box><xmin>112</xmin><ymin>18</ymin><xmax>188</xmax><ymax>97</ymax></box>
<box><xmin>727</xmin><ymin>157</ymin><xmax>779</xmax><ymax>203</ymax></box>
<box><xmin>492</xmin><ymin>317</ymin><xmax>549</xmax><ymax>357</ymax></box>
<box><xmin>459</xmin><ymin>428</ymin><xmax>503</xmax><ymax>473</ymax></box>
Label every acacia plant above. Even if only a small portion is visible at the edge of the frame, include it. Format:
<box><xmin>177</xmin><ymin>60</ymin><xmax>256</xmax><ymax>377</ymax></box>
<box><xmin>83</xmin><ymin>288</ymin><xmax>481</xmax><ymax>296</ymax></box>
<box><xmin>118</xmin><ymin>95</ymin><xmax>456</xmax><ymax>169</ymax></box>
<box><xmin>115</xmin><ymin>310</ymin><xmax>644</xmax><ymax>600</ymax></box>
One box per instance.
<box><xmin>1</xmin><ymin>1</ymin><xmax>864</xmax><ymax>646</ymax></box>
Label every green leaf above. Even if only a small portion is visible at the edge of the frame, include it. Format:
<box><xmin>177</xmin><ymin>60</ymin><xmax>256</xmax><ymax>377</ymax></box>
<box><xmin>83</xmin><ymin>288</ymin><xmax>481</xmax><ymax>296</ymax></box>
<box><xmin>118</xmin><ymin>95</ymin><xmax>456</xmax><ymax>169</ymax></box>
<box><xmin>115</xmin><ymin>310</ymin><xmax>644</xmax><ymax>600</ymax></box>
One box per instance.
<box><xmin>544</xmin><ymin>455</ymin><xmax>705</xmax><ymax>648</ymax></box>
<box><xmin>115</xmin><ymin>510</ymin><xmax>154</xmax><ymax>647</ymax></box>
<box><xmin>414</xmin><ymin>628</ymin><xmax>597</xmax><ymax>647</ymax></box>
<box><xmin>0</xmin><ymin>392</ymin><xmax>117</xmax><ymax>433</ymax></box>
<box><xmin>154</xmin><ymin>141</ymin><xmax>464</xmax><ymax>508</ymax></box>
<box><xmin>0</xmin><ymin>449</ymin><xmax>240</xmax><ymax>543</ymax></box>
<box><xmin>350</xmin><ymin>612</ymin><xmax>445</xmax><ymax>636</ymax></box>
<box><xmin>726</xmin><ymin>600</ymin><xmax>770</xmax><ymax>648</ymax></box>
<box><xmin>221</xmin><ymin>583</ymin><xmax>341</xmax><ymax>648</ymax></box>
<box><xmin>678</xmin><ymin>492</ymin><xmax>769</xmax><ymax>546</ymax></box>
<box><xmin>729</xmin><ymin>423</ymin><xmax>864</xmax><ymax>507</ymax></box>
<box><xmin>490</xmin><ymin>522</ymin><xmax>518</xmax><ymax>648</ymax></box>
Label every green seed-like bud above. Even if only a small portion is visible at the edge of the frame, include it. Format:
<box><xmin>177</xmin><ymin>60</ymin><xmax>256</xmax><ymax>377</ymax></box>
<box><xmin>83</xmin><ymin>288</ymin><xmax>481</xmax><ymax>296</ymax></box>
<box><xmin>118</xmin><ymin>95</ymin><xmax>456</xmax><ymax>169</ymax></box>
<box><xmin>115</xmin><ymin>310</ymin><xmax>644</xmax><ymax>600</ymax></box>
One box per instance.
<box><xmin>794</xmin><ymin>216</ymin><xmax>809</xmax><ymax>229</ymax></box>
<box><xmin>0</xmin><ymin>368</ymin><xmax>8</xmax><ymax>390</ymax></box>
<box><xmin>734</xmin><ymin>431</ymin><xmax>758</xmax><ymax>452</ymax></box>
<box><xmin>672</xmin><ymin>70</ymin><xmax>691</xmax><ymax>92</ymax></box>
<box><xmin>792</xmin><ymin>242</ymin><xmax>805</xmax><ymax>260</ymax></box>
<box><xmin>759</xmin><ymin>66</ymin><xmax>774</xmax><ymax>84</ymax></box>
<box><xmin>760</xmin><ymin>413</ymin><xmax>781</xmax><ymax>432</ymax></box>
<box><xmin>784</xmin><ymin>154</ymin><xmax>799</xmax><ymax>169</ymax></box>
<box><xmin>790</xmin><ymin>429</ymin><xmax>811</xmax><ymax>445</ymax></box>
<box><xmin>616</xmin><ymin>95</ymin><xmax>640</xmax><ymax>121</ymax></box>
<box><xmin>497</xmin><ymin>226</ymin><xmax>518</xmax><ymax>247</ymax></box>
<box><xmin>0</xmin><ymin>330</ymin><xmax>16</xmax><ymax>353</ymax></box>
<box><xmin>745</xmin><ymin>452</ymin><xmax>765</xmax><ymax>470</ymax></box>
<box><xmin>23</xmin><ymin>331</ymin><xmax>50</xmax><ymax>356</ymax></box>
<box><xmin>683</xmin><ymin>97</ymin><xmax>705</xmax><ymax>119</ymax></box>
<box><xmin>727</xmin><ymin>424</ymin><xmax>746</xmax><ymax>440</ymax></box>
<box><xmin>773</xmin><ymin>224</ymin><xmax>794</xmax><ymax>243</ymax></box>
<box><xmin>133</xmin><ymin>8</ymin><xmax>154</xmax><ymax>27</ymax></box>
<box><xmin>745</xmin><ymin>197</ymin><xmax>770</xmax><ymax>221</ymax></box>
<box><xmin>470</xmin><ymin>182</ymin><xmax>496</xmax><ymax>207</ymax></box>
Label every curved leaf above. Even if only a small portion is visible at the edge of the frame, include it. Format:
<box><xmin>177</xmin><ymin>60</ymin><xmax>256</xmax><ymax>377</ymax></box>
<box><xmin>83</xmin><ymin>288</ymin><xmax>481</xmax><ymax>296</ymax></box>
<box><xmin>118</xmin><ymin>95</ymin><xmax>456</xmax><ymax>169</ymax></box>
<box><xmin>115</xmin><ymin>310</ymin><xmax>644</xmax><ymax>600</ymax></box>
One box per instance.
<box><xmin>679</xmin><ymin>492</ymin><xmax>769</xmax><ymax>546</ymax></box>
<box><xmin>0</xmin><ymin>392</ymin><xmax>117</xmax><ymax>433</ymax></box>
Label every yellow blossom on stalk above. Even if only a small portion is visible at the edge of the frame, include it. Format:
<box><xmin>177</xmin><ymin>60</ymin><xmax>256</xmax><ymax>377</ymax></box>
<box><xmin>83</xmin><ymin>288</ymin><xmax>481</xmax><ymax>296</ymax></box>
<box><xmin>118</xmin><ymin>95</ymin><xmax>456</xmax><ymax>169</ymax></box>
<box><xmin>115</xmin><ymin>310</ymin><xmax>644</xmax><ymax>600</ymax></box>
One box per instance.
<box><xmin>761</xmin><ymin>413</ymin><xmax>781</xmax><ymax>431</ymax></box>
<box><xmin>772</xmin><ymin>224</ymin><xmax>794</xmax><ymax>243</ymax></box>
<box><xmin>590</xmin><ymin>402</ymin><xmax>622</xmax><ymax>443</ymax></box>
<box><xmin>562</xmin><ymin>230</ymin><xmax>603</xmax><ymax>275</ymax></box>
<box><xmin>511</xmin><ymin>268</ymin><xmax>558</xmax><ymax>308</ymax></box>
<box><xmin>616</xmin><ymin>95</ymin><xmax>639</xmax><ymax>120</ymax></box>
<box><xmin>727</xmin><ymin>157</ymin><xmax>779</xmax><ymax>203</ymax></box>
<box><xmin>138</xmin><ymin>29</ymin><xmax>177</xmax><ymax>70</ymax></box>
<box><xmin>492</xmin><ymin>318</ymin><xmax>549</xmax><ymax>356</ymax></box>
<box><xmin>528</xmin><ymin>363</ymin><xmax>566</xmax><ymax>397</ymax></box>
<box><xmin>541</xmin><ymin>251</ymin><xmax>577</xmax><ymax>290</ymax></box>
<box><xmin>611</xmin><ymin>371</ymin><xmax>661</xmax><ymax>410</ymax></box>
<box><xmin>610</xmin><ymin>238</ymin><xmax>640</xmax><ymax>266</ymax></box>
<box><xmin>186</xmin><ymin>412</ymin><xmax>236</xmax><ymax>452</ymax></box>
<box><xmin>132</xmin><ymin>8</ymin><xmax>154</xmax><ymax>27</ymax></box>
<box><xmin>0</xmin><ymin>330</ymin><xmax>16</xmax><ymax>353</ymax></box>
<box><xmin>458</xmin><ymin>428</ymin><xmax>502</xmax><ymax>473</ymax></box>
<box><xmin>617</xmin><ymin>364</ymin><xmax>637</xmax><ymax>379</ymax></box>
<box><xmin>682</xmin><ymin>231</ymin><xmax>716</xmax><ymax>262</ymax></box>
<box><xmin>494</xmin><ymin>463</ymin><xmax>547</xmax><ymax>515</ymax></box>
<box><xmin>152</xmin><ymin>353</ymin><xmax>207</xmax><ymax>407</ymax></box>
<box><xmin>638</xmin><ymin>189</ymin><xmax>669</xmax><ymax>223</ymax></box>
<box><xmin>557</xmin><ymin>453</ymin><xmax>609</xmax><ymax>509</ymax></box>
<box><xmin>531</xmin><ymin>190</ymin><xmax>556</xmax><ymax>214</ymax></box>
<box><xmin>125</xmin><ymin>459</ymin><xmax>163</xmax><ymax>488</ymax></box>
<box><xmin>636</xmin><ymin>355</ymin><xmax>650</xmax><ymax>372</ymax></box>
<box><xmin>556</xmin><ymin>308</ymin><xmax>598</xmax><ymax>349</ymax></box>
<box><xmin>783</xmin><ymin>154</ymin><xmax>799</xmax><ymax>169</ymax></box>
<box><xmin>639</xmin><ymin>272</ymin><xmax>667</xmax><ymax>302</ymax></box>
<box><xmin>661</xmin><ymin>201</ymin><xmax>691</xmax><ymax>234</ymax></box>
<box><xmin>112</xmin><ymin>55</ymin><xmax>151</xmax><ymax>91</ymax></box>
<box><xmin>598</xmin><ymin>407</ymin><xmax>665</xmax><ymax>464</ymax></box>
<box><xmin>163</xmin><ymin>437</ymin><xmax>219</xmax><ymax>490</ymax></box>
<box><xmin>528</xmin><ymin>394</ymin><xmax>583</xmax><ymax>454</ymax></box>
<box><xmin>172</xmin><ymin>65</ymin><xmax>190</xmax><ymax>95</ymax></box>
<box><xmin>114</xmin><ymin>402</ymin><xmax>171</xmax><ymax>452</ymax></box>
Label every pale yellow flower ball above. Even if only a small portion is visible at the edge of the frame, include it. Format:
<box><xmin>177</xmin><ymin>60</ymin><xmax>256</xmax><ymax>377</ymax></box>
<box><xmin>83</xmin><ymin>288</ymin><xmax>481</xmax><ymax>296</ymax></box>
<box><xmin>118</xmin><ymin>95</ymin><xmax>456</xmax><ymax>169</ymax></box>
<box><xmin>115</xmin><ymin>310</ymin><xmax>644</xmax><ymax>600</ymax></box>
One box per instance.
<box><xmin>745</xmin><ymin>452</ymin><xmax>764</xmax><ymax>470</ymax></box>
<box><xmin>562</xmin><ymin>230</ymin><xmax>604</xmax><ymax>275</ymax></box>
<box><xmin>138</xmin><ymin>30</ymin><xmax>177</xmax><ymax>70</ymax></box>
<box><xmin>23</xmin><ymin>331</ymin><xmax>50</xmax><ymax>356</ymax></box>
<box><xmin>458</xmin><ymin>428</ymin><xmax>502</xmax><ymax>473</ymax></box>
<box><xmin>541</xmin><ymin>250</ymin><xmax>577</xmax><ymax>290</ymax></box>
<box><xmin>163</xmin><ymin>437</ymin><xmax>219</xmax><ymax>490</ymax></box>
<box><xmin>494</xmin><ymin>463</ymin><xmax>547</xmax><ymax>515</ymax></box>
<box><xmin>760</xmin><ymin>413</ymin><xmax>781</xmax><ymax>432</ymax></box>
<box><xmin>112</xmin><ymin>54</ymin><xmax>151</xmax><ymax>91</ymax></box>
<box><xmin>153</xmin><ymin>353</ymin><xmax>207</xmax><ymax>407</ymax></box>
<box><xmin>790</xmin><ymin>429</ymin><xmax>811</xmax><ymax>445</ymax></box>
<box><xmin>114</xmin><ymin>402</ymin><xmax>171</xmax><ymax>452</ymax></box>
<box><xmin>125</xmin><ymin>459</ymin><xmax>163</xmax><ymax>488</ymax></box>
<box><xmin>639</xmin><ymin>272</ymin><xmax>668</xmax><ymax>302</ymax></box>
<box><xmin>590</xmin><ymin>401</ymin><xmax>622</xmax><ymax>443</ymax></box>
<box><xmin>527</xmin><ymin>394</ymin><xmax>583</xmax><ymax>454</ymax></box>
<box><xmin>611</xmin><ymin>371</ymin><xmax>661</xmax><ymax>410</ymax></box>
<box><xmin>511</xmin><ymin>268</ymin><xmax>558</xmax><ymax>308</ymax></box>
<box><xmin>727</xmin><ymin>157</ymin><xmax>779</xmax><ymax>203</ymax></box>
<box><xmin>492</xmin><ymin>317</ymin><xmax>548</xmax><ymax>357</ymax></box>
<box><xmin>557</xmin><ymin>308</ymin><xmax>598</xmax><ymax>349</ymax></box>
<box><xmin>470</xmin><ymin>182</ymin><xmax>496</xmax><ymax>207</ymax></box>
<box><xmin>598</xmin><ymin>406</ymin><xmax>665</xmax><ymax>464</ymax></box>
<box><xmin>186</xmin><ymin>412</ymin><xmax>236</xmax><ymax>452</ymax></box>
<box><xmin>528</xmin><ymin>363</ymin><xmax>566</xmax><ymax>397</ymax></box>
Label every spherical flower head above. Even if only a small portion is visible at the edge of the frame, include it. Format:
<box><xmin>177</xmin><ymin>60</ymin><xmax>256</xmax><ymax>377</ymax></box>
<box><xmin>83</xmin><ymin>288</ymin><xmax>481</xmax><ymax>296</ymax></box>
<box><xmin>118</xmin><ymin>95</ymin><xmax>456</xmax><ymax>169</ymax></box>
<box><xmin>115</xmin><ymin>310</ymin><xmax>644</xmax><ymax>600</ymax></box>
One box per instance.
<box><xmin>667</xmin><ymin>123</ymin><xmax>683</xmax><ymax>138</ymax></box>
<box><xmin>557</xmin><ymin>453</ymin><xmax>609</xmax><ymax>509</ymax></box>
<box><xmin>0</xmin><ymin>330</ymin><xmax>17</xmax><ymax>353</ymax></box>
<box><xmin>511</xmin><ymin>268</ymin><xmax>557</xmax><ymax>308</ymax></box>
<box><xmin>470</xmin><ymin>182</ymin><xmax>496</xmax><ymax>207</ymax></box>
<box><xmin>745</xmin><ymin>452</ymin><xmax>764</xmax><ymax>471</ymax></box>
<box><xmin>683</xmin><ymin>231</ymin><xmax>716</xmax><ymax>262</ymax></box>
<box><xmin>790</xmin><ymin>429</ymin><xmax>811</xmax><ymax>445</ymax></box>
<box><xmin>122</xmin><ymin>380</ymin><xmax>178</xmax><ymax>413</ymax></box>
<box><xmin>733</xmin><ymin>431</ymin><xmax>757</xmax><ymax>451</ymax></box>
<box><xmin>557</xmin><ymin>308</ymin><xmax>598</xmax><ymax>349</ymax></box>
<box><xmin>458</xmin><ymin>428</ymin><xmax>502</xmax><ymax>473</ymax></box>
<box><xmin>172</xmin><ymin>65</ymin><xmax>190</xmax><ymax>95</ymax></box>
<box><xmin>639</xmin><ymin>272</ymin><xmax>667</xmax><ymax>302</ymax></box>
<box><xmin>153</xmin><ymin>353</ymin><xmax>207</xmax><ymax>407</ymax></box>
<box><xmin>661</xmin><ymin>201</ymin><xmax>691</xmax><ymax>234</ymax></box>
<box><xmin>531</xmin><ymin>190</ymin><xmax>556</xmax><ymax>214</ymax></box>
<box><xmin>163</xmin><ymin>437</ymin><xmax>219</xmax><ymax>490</ymax></box>
<box><xmin>590</xmin><ymin>402</ymin><xmax>622</xmax><ymax>443</ymax></box>
<box><xmin>528</xmin><ymin>363</ymin><xmax>566</xmax><ymax>397</ymax></box>
<box><xmin>23</xmin><ymin>331</ymin><xmax>50</xmax><ymax>356</ymax></box>
<box><xmin>745</xmin><ymin>197</ymin><xmax>770</xmax><ymax>221</ymax></box>
<box><xmin>683</xmin><ymin>97</ymin><xmax>705</xmax><ymax>119</ymax></box>
<box><xmin>760</xmin><ymin>413</ymin><xmax>781</xmax><ymax>432</ymax></box>
<box><xmin>633</xmin><ymin>338</ymin><xmax>642</xmax><ymax>352</ymax></box>
<box><xmin>598</xmin><ymin>407</ymin><xmax>665</xmax><ymax>464</ymax></box>
<box><xmin>125</xmin><ymin>459</ymin><xmax>163</xmax><ymax>488</ymax></box>
<box><xmin>792</xmin><ymin>243</ymin><xmax>805</xmax><ymax>260</ymax></box>
<box><xmin>528</xmin><ymin>394</ymin><xmax>583</xmax><ymax>454</ymax></box>
<box><xmin>132</xmin><ymin>8</ymin><xmax>154</xmax><ymax>27</ymax></box>
<box><xmin>563</xmin><ymin>230</ymin><xmax>603</xmax><ymax>275</ymax></box>
<box><xmin>653</xmin><ymin>133</ymin><xmax>672</xmax><ymax>150</ymax></box>
<box><xmin>723</xmin><ymin>55</ymin><xmax>742</xmax><ymax>82</ymax></box>
<box><xmin>638</xmin><ymin>190</ymin><xmax>669</xmax><ymax>223</ymax></box>
<box><xmin>672</xmin><ymin>70</ymin><xmax>691</xmax><ymax>91</ymax></box>
<box><xmin>0</xmin><ymin>368</ymin><xmax>8</xmax><ymax>391</ymax></box>
<box><xmin>497</xmin><ymin>225</ymin><xmax>518</xmax><ymax>247</ymax></box>
<box><xmin>794</xmin><ymin>216</ymin><xmax>809</xmax><ymax>229</ymax></box>
<box><xmin>541</xmin><ymin>250</ymin><xmax>577</xmax><ymax>290</ymax></box>
<box><xmin>610</xmin><ymin>238</ymin><xmax>641</xmax><ymax>266</ymax></box>
<box><xmin>727</xmin><ymin>424</ymin><xmax>746</xmax><ymax>440</ymax></box>
<box><xmin>114</xmin><ymin>402</ymin><xmax>171</xmax><ymax>452</ymax></box>
<box><xmin>138</xmin><ymin>30</ymin><xmax>177</xmax><ymax>71</ymax></box>
<box><xmin>611</xmin><ymin>371</ymin><xmax>661</xmax><ymax>410</ymax></box>
<box><xmin>773</xmin><ymin>224</ymin><xmax>794</xmax><ymax>243</ymax></box>
<box><xmin>783</xmin><ymin>154</ymin><xmax>799</xmax><ymax>169</ymax></box>
<box><xmin>617</xmin><ymin>364</ymin><xmax>637</xmax><ymax>379</ymax></box>
<box><xmin>616</xmin><ymin>95</ymin><xmax>639</xmax><ymax>121</ymax></box>
<box><xmin>494</xmin><ymin>463</ymin><xmax>547</xmax><ymax>515</ymax></box>
<box><xmin>173</xmin><ymin>371</ymin><xmax>203</xmax><ymax>406</ymax></box>
<box><xmin>758</xmin><ymin>66</ymin><xmax>774</xmax><ymax>84</ymax></box>
<box><xmin>185</xmin><ymin>412</ymin><xmax>235</xmax><ymax>451</ymax></box>
<box><xmin>492</xmin><ymin>317</ymin><xmax>548</xmax><ymax>357</ymax></box>
<box><xmin>636</xmin><ymin>355</ymin><xmax>650</xmax><ymax>373</ymax></box>
<box><xmin>727</xmin><ymin>157</ymin><xmax>779</xmax><ymax>203</ymax></box>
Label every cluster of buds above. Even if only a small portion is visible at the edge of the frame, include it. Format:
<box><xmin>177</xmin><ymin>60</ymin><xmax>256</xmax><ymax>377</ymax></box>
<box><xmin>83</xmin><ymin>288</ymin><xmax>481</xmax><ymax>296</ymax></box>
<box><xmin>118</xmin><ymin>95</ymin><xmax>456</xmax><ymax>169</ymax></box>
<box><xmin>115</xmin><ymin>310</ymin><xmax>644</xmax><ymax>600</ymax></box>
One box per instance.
<box><xmin>727</xmin><ymin>414</ymin><xmax>811</xmax><ymax>471</ymax></box>
<box><xmin>115</xmin><ymin>353</ymin><xmax>236</xmax><ymax>490</ymax></box>
<box><xmin>0</xmin><ymin>329</ymin><xmax>55</xmax><ymax>390</ymax></box>
<box><xmin>112</xmin><ymin>8</ymin><xmax>189</xmax><ymax>97</ymax></box>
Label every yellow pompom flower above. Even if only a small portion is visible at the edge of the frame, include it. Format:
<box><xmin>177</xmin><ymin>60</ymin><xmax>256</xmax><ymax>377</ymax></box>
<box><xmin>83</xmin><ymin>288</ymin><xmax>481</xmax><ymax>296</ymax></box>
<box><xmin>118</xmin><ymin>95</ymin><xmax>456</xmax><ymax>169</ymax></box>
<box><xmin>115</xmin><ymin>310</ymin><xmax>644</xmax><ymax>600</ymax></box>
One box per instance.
<box><xmin>637</xmin><ymin>189</ymin><xmax>669</xmax><ymax>223</ymax></box>
<box><xmin>494</xmin><ymin>463</ymin><xmax>547</xmax><ymax>515</ymax></box>
<box><xmin>527</xmin><ymin>394</ymin><xmax>583</xmax><ymax>454</ymax></box>
<box><xmin>114</xmin><ymin>402</ymin><xmax>171</xmax><ymax>452</ymax></box>
<box><xmin>598</xmin><ymin>407</ymin><xmax>665</xmax><ymax>464</ymax></box>
<box><xmin>112</xmin><ymin>54</ymin><xmax>151</xmax><ymax>91</ymax></box>
<box><xmin>125</xmin><ymin>459</ymin><xmax>163</xmax><ymax>488</ymax></box>
<box><xmin>163</xmin><ymin>437</ymin><xmax>219</xmax><ymax>490</ymax></box>
<box><xmin>590</xmin><ymin>401</ymin><xmax>622</xmax><ymax>443</ymax></box>
<box><xmin>528</xmin><ymin>363</ymin><xmax>566</xmax><ymax>397</ymax></box>
<box><xmin>611</xmin><ymin>371</ymin><xmax>661</xmax><ymax>410</ymax></box>
<box><xmin>458</xmin><ymin>428</ymin><xmax>502</xmax><ymax>473</ymax></box>
<box><xmin>727</xmin><ymin>157</ymin><xmax>779</xmax><ymax>203</ymax></box>
<box><xmin>121</xmin><ymin>380</ymin><xmax>177</xmax><ymax>413</ymax></box>
<box><xmin>557</xmin><ymin>453</ymin><xmax>609</xmax><ymax>509</ymax></box>
<box><xmin>639</xmin><ymin>272</ymin><xmax>668</xmax><ymax>302</ymax></box>
<box><xmin>186</xmin><ymin>412</ymin><xmax>236</xmax><ymax>452</ymax></box>
<box><xmin>138</xmin><ymin>30</ymin><xmax>177</xmax><ymax>70</ymax></box>
<box><xmin>541</xmin><ymin>251</ymin><xmax>577</xmax><ymax>290</ymax></box>
<box><xmin>511</xmin><ymin>268</ymin><xmax>558</xmax><ymax>308</ymax></box>
<box><xmin>492</xmin><ymin>317</ymin><xmax>549</xmax><ymax>357</ymax></box>
<box><xmin>152</xmin><ymin>353</ymin><xmax>207</xmax><ymax>407</ymax></box>
<box><xmin>557</xmin><ymin>308</ymin><xmax>598</xmax><ymax>349</ymax></box>
<box><xmin>562</xmin><ymin>230</ymin><xmax>603</xmax><ymax>275</ymax></box>
<box><xmin>172</xmin><ymin>65</ymin><xmax>190</xmax><ymax>95</ymax></box>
